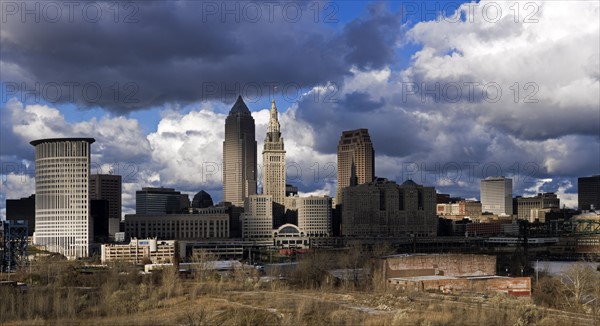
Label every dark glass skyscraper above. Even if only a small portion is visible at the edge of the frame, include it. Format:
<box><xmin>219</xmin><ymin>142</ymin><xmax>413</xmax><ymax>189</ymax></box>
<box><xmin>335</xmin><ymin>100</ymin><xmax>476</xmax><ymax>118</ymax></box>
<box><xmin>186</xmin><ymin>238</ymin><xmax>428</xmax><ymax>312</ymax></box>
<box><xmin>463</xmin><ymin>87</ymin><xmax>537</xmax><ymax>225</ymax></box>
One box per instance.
<box><xmin>578</xmin><ymin>175</ymin><xmax>600</xmax><ymax>210</ymax></box>
<box><xmin>223</xmin><ymin>96</ymin><xmax>257</xmax><ymax>207</ymax></box>
<box><xmin>90</xmin><ymin>174</ymin><xmax>122</xmax><ymax>238</ymax></box>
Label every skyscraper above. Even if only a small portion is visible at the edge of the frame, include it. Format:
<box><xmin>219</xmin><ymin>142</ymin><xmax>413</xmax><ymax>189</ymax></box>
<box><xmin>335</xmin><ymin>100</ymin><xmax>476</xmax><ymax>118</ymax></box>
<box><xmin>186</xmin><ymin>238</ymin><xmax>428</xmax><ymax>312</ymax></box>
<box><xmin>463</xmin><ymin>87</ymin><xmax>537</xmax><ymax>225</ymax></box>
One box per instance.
<box><xmin>223</xmin><ymin>95</ymin><xmax>257</xmax><ymax>207</ymax></box>
<box><xmin>578</xmin><ymin>175</ymin><xmax>600</xmax><ymax>210</ymax></box>
<box><xmin>336</xmin><ymin>129</ymin><xmax>375</xmax><ymax>204</ymax></box>
<box><xmin>89</xmin><ymin>174</ymin><xmax>122</xmax><ymax>238</ymax></box>
<box><xmin>30</xmin><ymin>138</ymin><xmax>95</xmax><ymax>259</ymax></box>
<box><xmin>262</xmin><ymin>99</ymin><xmax>286</xmax><ymax>225</ymax></box>
<box><xmin>480</xmin><ymin>177</ymin><xmax>513</xmax><ymax>216</ymax></box>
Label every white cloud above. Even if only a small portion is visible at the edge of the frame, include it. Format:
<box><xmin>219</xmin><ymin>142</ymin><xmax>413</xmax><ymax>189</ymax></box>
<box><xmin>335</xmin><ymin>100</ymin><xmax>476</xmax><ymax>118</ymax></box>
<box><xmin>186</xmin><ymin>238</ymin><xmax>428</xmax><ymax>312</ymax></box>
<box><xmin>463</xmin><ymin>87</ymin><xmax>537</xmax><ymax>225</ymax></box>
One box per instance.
<box><xmin>555</xmin><ymin>180</ymin><xmax>578</xmax><ymax>209</ymax></box>
<box><xmin>146</xmin><ymin>105</ymin><xmax>226</xmax><ymax>190</ymax></box>
<box><xmin>0</xmin><ymin>173</ymin><xmax>36</xmax><ymax>219</ymax></box>
<box><xmin>404</xmin><ymin>0</ymin><xmax>599</xmax><ymax>141</ymax></box>
<box><xmin>1</xmin><ymin>173</ymin><xmax>35</xmax><ymax>199</ymax></box>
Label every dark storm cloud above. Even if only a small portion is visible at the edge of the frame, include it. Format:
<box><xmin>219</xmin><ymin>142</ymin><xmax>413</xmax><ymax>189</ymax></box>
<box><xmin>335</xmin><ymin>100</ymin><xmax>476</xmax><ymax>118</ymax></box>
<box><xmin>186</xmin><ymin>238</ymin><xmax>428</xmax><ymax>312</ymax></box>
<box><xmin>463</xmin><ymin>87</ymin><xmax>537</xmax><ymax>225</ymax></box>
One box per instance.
<box><xmin>340</xmin><ymin>91</ymin><xmax>385</xmax><ymax>112</ymax></box>
<box><xmin>0</xmin><ymin>0</ymin><xmax>404</xmax><ymax>112</ymax></box>
<box><xmin>343</xmin><ymin>2</ymin><xmax>403</xmax><ymax>70</ymax></box>
<box><xmin>0</xmin><ymin>109</ymin><xmax>34</xmax><ymax>163</ymax></box>
<box><xmin>295</xmin><ymin>89</ymin><xmax>423</xmax><ymax>156</ymax></box>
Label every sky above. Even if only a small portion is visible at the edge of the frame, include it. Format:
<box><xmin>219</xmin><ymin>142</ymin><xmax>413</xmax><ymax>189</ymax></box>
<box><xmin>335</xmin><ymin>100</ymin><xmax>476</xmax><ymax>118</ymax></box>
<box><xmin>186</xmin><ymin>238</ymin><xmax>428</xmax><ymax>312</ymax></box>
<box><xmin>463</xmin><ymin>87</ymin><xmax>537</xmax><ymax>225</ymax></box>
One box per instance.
<box><xmin>1</xmin><ymin>0</ymin><xmax>599</xmax><ymax>218</ymax></box>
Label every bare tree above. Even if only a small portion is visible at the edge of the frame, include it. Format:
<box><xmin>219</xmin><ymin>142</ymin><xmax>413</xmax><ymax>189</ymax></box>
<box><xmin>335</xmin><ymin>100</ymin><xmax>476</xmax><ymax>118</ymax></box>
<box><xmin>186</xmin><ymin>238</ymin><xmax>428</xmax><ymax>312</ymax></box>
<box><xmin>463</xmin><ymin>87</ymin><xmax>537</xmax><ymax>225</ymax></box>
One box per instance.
<box><xmin>559</xmin><ymin>262</ymin><xmax>600</xmax><ymax>312</ymax></box>
<box><xmin>191</xmin><ymin>249</ymin><xmax>217</xmax><ymax>281</ymax></box>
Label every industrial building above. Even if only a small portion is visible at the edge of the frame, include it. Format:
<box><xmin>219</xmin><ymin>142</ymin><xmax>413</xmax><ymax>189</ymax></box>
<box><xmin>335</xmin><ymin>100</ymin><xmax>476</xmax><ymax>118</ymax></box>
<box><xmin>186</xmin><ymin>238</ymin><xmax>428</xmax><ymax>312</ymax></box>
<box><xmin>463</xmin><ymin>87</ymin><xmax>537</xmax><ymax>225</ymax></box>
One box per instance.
<box><xmin>383</xmin><ymin>254</ymin><xmax>531</xmax><ymax>296</ymax></box>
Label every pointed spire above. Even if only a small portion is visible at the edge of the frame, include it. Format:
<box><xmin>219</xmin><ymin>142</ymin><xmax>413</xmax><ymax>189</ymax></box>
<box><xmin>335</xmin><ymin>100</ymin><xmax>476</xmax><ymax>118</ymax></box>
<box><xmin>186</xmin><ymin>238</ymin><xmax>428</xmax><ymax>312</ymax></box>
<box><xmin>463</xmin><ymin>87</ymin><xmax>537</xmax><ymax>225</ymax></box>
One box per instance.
<box><xmin>229</xmin><ymin>95</ymin><xmax>251</xmax><ymax>115</ymax></box>
<box><xmin>267</xmin><ymin>99</ymin><xmax>280</xmax><ymax>134</ymax></box>
<box><xmin>270</xmin><ymin>99</ymin><xmax>279</xmax><ymax>120</ymax></box>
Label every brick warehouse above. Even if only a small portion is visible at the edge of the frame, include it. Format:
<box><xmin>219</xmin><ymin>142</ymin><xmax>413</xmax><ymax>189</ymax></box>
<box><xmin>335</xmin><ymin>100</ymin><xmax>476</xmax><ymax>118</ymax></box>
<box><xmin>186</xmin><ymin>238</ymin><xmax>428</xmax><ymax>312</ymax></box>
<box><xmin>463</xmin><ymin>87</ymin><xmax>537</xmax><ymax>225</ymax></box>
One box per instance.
<box><xmin>382</xmin><ymin>254</ymin><xmax>531</xmax><ymax>297</ymax></box>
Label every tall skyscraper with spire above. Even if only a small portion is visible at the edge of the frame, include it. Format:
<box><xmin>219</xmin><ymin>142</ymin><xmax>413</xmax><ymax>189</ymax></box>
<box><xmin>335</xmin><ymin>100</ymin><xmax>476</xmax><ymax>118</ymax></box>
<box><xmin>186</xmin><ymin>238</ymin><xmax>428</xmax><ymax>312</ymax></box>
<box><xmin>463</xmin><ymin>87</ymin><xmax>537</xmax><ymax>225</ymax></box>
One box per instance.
<box><xmin>223</xmin><ymin>96</ymin><xmax>257</xmax><ymax>207</ymax></box>
<box><xmin>262</xmin><ymin>100</ymin><xmax>286</xmax><ymax>225</ymax></box>
<box><xmin>336</xmin><ymin>129</ymin><xmax>375</xmax><ymax>204</ymax></box>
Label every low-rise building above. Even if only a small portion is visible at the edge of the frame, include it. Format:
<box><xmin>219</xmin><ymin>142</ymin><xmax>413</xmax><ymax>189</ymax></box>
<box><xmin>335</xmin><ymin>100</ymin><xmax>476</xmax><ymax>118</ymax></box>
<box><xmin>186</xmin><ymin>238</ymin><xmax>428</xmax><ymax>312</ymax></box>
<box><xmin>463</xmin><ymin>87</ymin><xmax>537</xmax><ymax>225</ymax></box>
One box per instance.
<box><xmin>383</xmin><ymin>254</ymin><xmax>531</xmax><ymax>297</ymax></box>
<box><xmin>124</xmin><ymin>207</ymin><xmax>230</xmax><ymax>240</ymax></box>
<box><xmin>516</xmin><ymin>193</ymin><xmax>559</xmax><ymax>221</ymax></box>
<box><xmin>101</xmin><ymin>238</ymin><xmax>175</xmax><ymax>264</ymax></box>
<box><xmin>272</xmin><ymin>224</ymin><xmax>310</xmax><ymax>249</ymax></box>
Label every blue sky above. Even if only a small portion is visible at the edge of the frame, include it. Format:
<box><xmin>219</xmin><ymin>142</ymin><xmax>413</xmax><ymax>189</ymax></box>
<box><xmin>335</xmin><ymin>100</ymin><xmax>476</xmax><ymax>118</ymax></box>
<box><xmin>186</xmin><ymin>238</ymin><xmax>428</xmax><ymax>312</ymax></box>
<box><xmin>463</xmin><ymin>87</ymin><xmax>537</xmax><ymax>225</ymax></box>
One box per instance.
<box><xmin>1</xmin><ymin>0</ymin><xmax>598</xmax><ymax>217</ymax></box>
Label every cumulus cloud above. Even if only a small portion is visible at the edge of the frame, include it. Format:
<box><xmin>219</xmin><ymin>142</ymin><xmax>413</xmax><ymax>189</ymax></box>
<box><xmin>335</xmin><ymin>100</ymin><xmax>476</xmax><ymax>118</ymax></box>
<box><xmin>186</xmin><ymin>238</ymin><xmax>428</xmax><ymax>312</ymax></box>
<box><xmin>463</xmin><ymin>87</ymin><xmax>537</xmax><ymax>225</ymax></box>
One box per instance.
<box><xmin>404</xmin><ymin>0</ymin><xmax>600</xmax><ymax>140</ymax></box>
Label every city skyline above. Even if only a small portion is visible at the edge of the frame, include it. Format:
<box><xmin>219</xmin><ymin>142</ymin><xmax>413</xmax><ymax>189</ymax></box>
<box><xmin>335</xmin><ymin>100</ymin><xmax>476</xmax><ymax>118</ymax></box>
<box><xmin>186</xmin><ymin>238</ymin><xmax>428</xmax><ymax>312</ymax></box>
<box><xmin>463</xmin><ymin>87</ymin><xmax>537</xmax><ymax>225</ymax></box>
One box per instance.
<box><xmin>1</xmin><ymin>1</ymin><xmax>599</xmax><ymax>218</ymax></box>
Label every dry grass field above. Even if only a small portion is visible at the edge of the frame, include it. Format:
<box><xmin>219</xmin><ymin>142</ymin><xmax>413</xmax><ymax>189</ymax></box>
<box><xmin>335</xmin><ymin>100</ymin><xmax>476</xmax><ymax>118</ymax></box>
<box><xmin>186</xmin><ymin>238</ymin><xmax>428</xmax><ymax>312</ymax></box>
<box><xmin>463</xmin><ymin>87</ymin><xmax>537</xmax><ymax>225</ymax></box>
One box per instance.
<box><xmin>1</xmin><ymin>253</ymin><xmax>599</xmax><ymax>325</ymax></box>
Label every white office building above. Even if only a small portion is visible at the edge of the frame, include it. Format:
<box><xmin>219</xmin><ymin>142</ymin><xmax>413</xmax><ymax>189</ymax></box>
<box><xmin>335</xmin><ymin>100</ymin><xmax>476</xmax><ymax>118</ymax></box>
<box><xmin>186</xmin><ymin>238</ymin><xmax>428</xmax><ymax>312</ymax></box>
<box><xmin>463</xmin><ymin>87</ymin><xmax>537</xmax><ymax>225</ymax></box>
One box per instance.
<box><xmin>285</xmin><ymin>195</ymin><xmax>332</xmax><ymax>237</ymax></box>
<box><xmin>242</xmin><ymin>195</ymin><xmax>273</xmax><ymax>244</ymax></box>
<box><xmin>480</xmin><ymin>177</ymin><xmax>513</xmax><ymax>216</ymax></box>
<box><xmin>31</xmin><ymin>138</ymin><xmax>95</xmax><ymax>259</ymax></box>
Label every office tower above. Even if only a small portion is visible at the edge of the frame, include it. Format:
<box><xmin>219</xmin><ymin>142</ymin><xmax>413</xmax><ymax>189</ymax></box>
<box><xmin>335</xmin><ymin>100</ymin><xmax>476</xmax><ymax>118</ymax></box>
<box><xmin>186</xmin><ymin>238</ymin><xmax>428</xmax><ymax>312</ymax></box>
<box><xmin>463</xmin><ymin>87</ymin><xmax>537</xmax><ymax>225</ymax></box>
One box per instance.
<box><xmin>336</xmin><ymin>129</ymin><xmax>375</xmax><ymax>204</ymax></box>
<box><xmin>341</xmin><ymin>178</ymin><xmax>437</xmax><ymax>237</ymax></box>
<box><xmin>516</xmin><ymin>193</ymin><xmax>560</xmax><ymax>220</ymax></box>
<box><xmin>223</xmin><ymin>95</ymin><xmax>257</xmax><ymax>207</ymax></box>
<box><xmin>284</xmin><ymin>196</ymin><xmax>332</xmax><ymax>237</ymax></box>
<box><xmin>578</xmin><ymin>175</ymin><xmax>600</xmax><ymax>210</ymax></box>
<box><xmin>262</xmin><ymin>100</ymin><xmax>286</xmax><ymax>205</ymax></box>
<box><xmin>30</xmin><ymin>137</ymin><xmax>94</xmax><ymax>259</ymax></box>
<box><xmin>6</xmin><ymin>194</ymin><xmax>35</xmax><ymax>236</ymax></box>
<box><xmin>480</xmin><ymin>177</ymin><xmax>513</xmax><ymax>216</ymax></box>
<box><xmin>262</xmin><ymin>99</ymin><xmax>286</xmax><ymax>227</ymax></box>
<box><xmin>89</xmin><ymin>174</ymin><xmax>122</xmax><ymax>239</ymax></box>
<box><xmin>136</xmin><ymin>187</ymin><xmax>182</xmax><ymax>215</ymax></box>
<box><xmin>241</xmin><ymin>195</ymin><xmax>273</xmax><ymax>244</ymax></box>
<box><xmin>192</xmin><ymin>190</ymin><xmax>214</xmax><ymax>208</ymax></box>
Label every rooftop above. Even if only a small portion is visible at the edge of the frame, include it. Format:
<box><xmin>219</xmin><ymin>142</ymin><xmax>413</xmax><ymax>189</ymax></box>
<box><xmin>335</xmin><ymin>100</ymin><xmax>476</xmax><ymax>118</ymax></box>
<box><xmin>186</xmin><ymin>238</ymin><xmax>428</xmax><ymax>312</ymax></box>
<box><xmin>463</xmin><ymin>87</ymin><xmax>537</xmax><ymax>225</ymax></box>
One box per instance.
<box><xmin>30</xmin><ymin>137</ymin><xmax>95</xmax><ymax>146</ymax></box>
